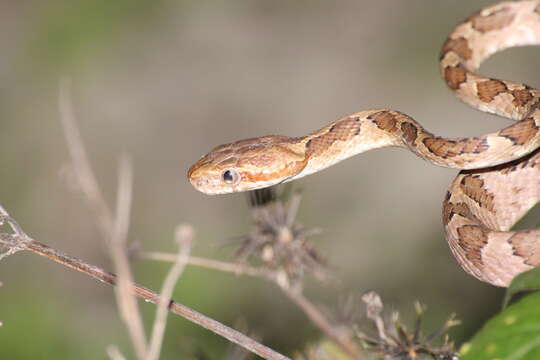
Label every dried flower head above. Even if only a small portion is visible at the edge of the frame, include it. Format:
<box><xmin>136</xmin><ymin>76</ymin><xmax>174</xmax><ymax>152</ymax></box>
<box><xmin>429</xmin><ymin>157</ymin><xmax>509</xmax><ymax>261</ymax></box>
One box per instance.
<box><xmin>236</xmin><ymin>186</ymin><xmax>326</xmax><ymax>284</ymax></box>
<box><xmin>357</xmin><ymin>291</ymin><xmax>459</xmax><ymax>360</ymax></box>
<box><xmin>0</xmin><ymin>212</ymin><xmax>27</xmax><ymax>261</ymax></box>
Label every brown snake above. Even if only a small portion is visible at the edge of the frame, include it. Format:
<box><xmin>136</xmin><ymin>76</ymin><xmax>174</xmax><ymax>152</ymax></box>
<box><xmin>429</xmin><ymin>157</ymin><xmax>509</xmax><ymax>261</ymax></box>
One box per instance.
<box><xmin>188</xmin><ymin>1</ymin><xmax>540</xmax><ymax>287</ymax></box>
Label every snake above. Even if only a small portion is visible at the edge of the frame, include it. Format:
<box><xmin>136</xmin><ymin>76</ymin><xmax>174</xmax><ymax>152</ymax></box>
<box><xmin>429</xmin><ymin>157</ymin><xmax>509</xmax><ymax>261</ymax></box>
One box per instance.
<box><xmin>188</xmin><ymin>0</ymin><xmax>540</xmax><ymax>287</ymax></box>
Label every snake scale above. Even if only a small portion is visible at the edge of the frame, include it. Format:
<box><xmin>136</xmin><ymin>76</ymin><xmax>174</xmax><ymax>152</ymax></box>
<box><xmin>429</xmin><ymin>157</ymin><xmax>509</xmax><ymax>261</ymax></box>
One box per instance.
<box><xmin>188</xmin><ymin>1</ymin><xmax>540</xmax><ymax>287</ymax></box>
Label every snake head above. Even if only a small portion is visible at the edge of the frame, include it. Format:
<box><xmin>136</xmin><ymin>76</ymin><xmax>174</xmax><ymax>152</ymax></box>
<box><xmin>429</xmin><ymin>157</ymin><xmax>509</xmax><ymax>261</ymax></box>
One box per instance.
<box><xmin>188</xmin><ymin>135</ymin><xmax>308</xmax><ymax>195</ymax></box>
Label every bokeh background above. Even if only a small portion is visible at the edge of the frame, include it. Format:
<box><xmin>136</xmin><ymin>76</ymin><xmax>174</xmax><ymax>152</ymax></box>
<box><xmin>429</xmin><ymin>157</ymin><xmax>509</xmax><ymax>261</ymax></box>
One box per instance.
<box><xmin>1</xmin><ymin>0</ymin><xmax>539</xmax><ymax>358</ymax></box>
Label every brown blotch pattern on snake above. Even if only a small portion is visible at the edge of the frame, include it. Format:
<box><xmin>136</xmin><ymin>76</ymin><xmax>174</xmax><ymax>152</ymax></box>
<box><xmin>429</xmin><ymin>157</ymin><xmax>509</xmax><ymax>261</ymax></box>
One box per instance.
<box><xmin>457</xmin><ymin>225</ymin><xmax>490</xmax><ymax>267</ymax></box>
<box><xmin>370</xmin><ymin>111</ymin><xmax>398</xmax><ymax>132</ymax></box>
<box><xmin>443</xmin><ymin>200</ymin><xmax>480</xmax><ymax>224</ymax></box>
<box><xmin>459</xmin><ymin>175</ymin><xmax>495</xmax><ymax>212</ymax></box>
<box><xmin>400</xmin><ymin>122</ymin><xmax>418</xmax><ymax>144</ymax></box>
<box><xmin>460</xmin><ymin>137</ymin><xmax>489</xmax><ymax>154</ymax></box>
<box><xmin>423</xmin><ymin>137</ymin><xmax>489</xmax><ymax>158</ymax></box>
<box><xmin>471</xmin><ymin>7</ymin><xmax>515</xmax><ymax>33</ymax></box>
<box><xmin>511</xmin><ymin>89</ymin><xmax>535</xmax><ymax>107</ymax></box>
<box><xmin>444</xmin><ymin>66</ymin><xmax>467</xmax><ymax>90</ymax></box>
<box><xmin>499</xmin><ymin>118</ymin><xmax>539</xmax><ymax>145</ymax></box>
<box><xmin>441</xmin><ymin>37</ymin><xmax>473</xmax><ymax>60</ymax></box>
<box><xmin>477</xmin><ymin>79</ymin><xmax>508</xmax><ymax>103</ymax></box>
<box><xmin>509</xmin><ymin>231</ymin><xmax>540</xmax><ymax>266</ymax></box>
<box><xmin>306</xmin><ymin>118</ymin><xmax>360</xmax><ymax>156</ymax></box>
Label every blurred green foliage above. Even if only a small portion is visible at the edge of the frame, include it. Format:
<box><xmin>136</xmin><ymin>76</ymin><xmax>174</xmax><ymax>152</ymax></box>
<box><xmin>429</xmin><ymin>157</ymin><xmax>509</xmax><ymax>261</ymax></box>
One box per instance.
<box><xmin>27</xmin><ymin>0</ymin><xmax>167</xmax><ymax>73</ymax></box>
<box><xmin>461</xmin><ymin>290</ymin><xmax>540</xmax><ymax>360</ymax></box>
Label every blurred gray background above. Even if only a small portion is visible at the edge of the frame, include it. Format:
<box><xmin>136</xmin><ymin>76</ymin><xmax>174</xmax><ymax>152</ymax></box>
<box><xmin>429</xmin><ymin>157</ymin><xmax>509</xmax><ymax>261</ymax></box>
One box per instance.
<box><xmin>1</xmin><ymin>0</ymin><xmax>539</xmax><ymax>358</ymax></box>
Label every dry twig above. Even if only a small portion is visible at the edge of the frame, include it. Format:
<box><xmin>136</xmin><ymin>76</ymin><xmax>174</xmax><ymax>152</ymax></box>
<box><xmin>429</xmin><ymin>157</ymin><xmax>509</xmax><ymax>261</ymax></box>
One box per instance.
<box><xmin>107</xmin><ymin>345</ymin><xmax>127</xmax><ymax>360</ymax></box>
<box><xmin>143</xmin><ymin>188</ymin><xmax>360</xmax><ymax>358</ymax></box>
<box><xmin>58</xmin><ymin>79</ymin><xmax>113</xmax><ymax>237</ymax></box>
<box><xmin>109</xmin><ymin>156</ymin><xmax>148</xmax><ymax>358</ymax></box>
<box><xmin>359</xmin><ymin>291</ymin><xmax>458</xmax><ymax>360</ymax></box>
<box><xmin>0</xmin><ymin>205</ymin><xmax>289</xmax><ymax>360</ymax></box>
<box><xmin>61</xmin><ymin>79</ymin><xmax>148</xmax><ymax>358</ymax></box>
<box><xmin>147</xmin><ymin>225</ymin><xmax>193</xmax><ymax>360</ymax></box>
<box><xmin>0</xmin><ymin>79</ymin><xmax>292</xmax><ymax>359</ymax></box>
<box><xmin>141</xmin><ymin>252</ymin><xmax>359</xmax><ymax>358</ymax></box>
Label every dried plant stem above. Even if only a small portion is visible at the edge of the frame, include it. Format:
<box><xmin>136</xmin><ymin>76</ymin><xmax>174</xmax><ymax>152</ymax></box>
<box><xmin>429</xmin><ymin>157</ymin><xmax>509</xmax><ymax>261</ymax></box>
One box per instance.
<box><xmin>109</xmin><ymin>156</ymin><xmax>148</xmax><ymax>358</ymax></box>
<box><xmin>59</xmin><ymin>79</ymin><xmax>113</xmax><ymax>237</ymax></box>
<box><xmin>282</xmin><ymin>288</ymin><xmax>358</xmax><ymax>357</ymax></box>
<box><xmin>142</xmin><ymin>252</ymin><xmax>359</xmax><ymax>358</ymax></box>
<box><xmin>143</xmin><ymin>253</ymin><xmax>274</xmax><ymax>279</ymax></box>
<box><xmin>60</xmin><ymin>79</ymin><xmax>147</xmax><ymax>356</ymax></box>
<box><xmin>146</xmin><ymin>225</ymin><xmax>193</xmax><ymax>360</ymax></box>
<box><xmin>0</xmin><ymin>214</ymin><xmax>289</xmax><ymax>360</ymax></box>
<box><xmin>107</xmin><ymin>345</ymin><xmax>127</xmax><ymax>360</ymax></box>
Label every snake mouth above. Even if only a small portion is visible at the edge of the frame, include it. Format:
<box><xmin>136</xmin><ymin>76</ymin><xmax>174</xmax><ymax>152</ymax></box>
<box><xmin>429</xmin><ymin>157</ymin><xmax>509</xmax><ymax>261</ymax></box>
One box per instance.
<box><xmin>188</xmin><ymin>173</ymin><xmax>217</xmax><ymax>195</ymax></box>
<box><xmin>187</xmin><ymin>165</ymin><xmax>196</xmax><ymax>180</ymax></box>
<box><xmin>188</xmin><ymin>170</ymin><xmax>235</xmax><ymax>195</ymax></box>
<box><xmin>189</xmin><ymin>178</ymin><xmax>219</xmax><ymax>195</ymax></box>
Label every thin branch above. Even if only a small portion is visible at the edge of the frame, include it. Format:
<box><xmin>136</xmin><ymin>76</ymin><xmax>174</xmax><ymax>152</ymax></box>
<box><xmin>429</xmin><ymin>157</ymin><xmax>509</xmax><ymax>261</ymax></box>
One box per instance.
<box><xmin>0</xmin><ymin>210</ymin><xmax>289</xmax><ymax>360</ymax></box>
<box><xmin>61</xmin><ymin>80</ymin><xmax>150</xmax><ymax>357</ymax></box>
<box><xmin>0</xmin><ymin>244</ymin><xmax>23</xmax><ymax>262</ymax></box>
<box><xmin>0</xmin><ymin>206</ymin><xmax>28</xmax><ymax>238</ymax></box>
<box><xmin>146</xmin><ymin>225</ymin><xmax>193</xmax><ymax>360</ymax></box>
<box><xmin>58</xmin><ymin>78</ymin><xmax>113</xmax><ymax>237</ymax></box>
<box><xmin>281</xmin><ymin>288</ymin><xmax>358</xmax><ymax>357</ymax></box>
<box><xmin>141</xmin><ymin>252</ymin><xmax>274</xmax><ymax>279</ymax></box>
<box><xmin>142</xmin><ymin>251</ymin><xmax>359</xmax><ymax>358</ymax></box>
<box><xmin>110</xmin><ymin>156</ymin><xmax>148</xmax><ymax>358</ymax></box>
<box><xmin>106</xmin><ymin>345</ymin><xmax>127</xmax><ymax>360</ymax></box>
<box><xmin>285</xmin><ymin>193</ymin><xmax>301</xmax><ymax>228</ymax></box>
<box><xmin>0</xmin><ymin>207</ymin><xmax>30</xmax><ymax>260</ymax></box>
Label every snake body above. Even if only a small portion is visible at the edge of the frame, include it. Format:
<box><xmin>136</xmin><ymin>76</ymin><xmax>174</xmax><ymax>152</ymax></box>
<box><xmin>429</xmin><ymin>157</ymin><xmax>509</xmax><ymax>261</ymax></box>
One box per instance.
<box><xmin>188</xmin><ymin>1</ymin><xmax>540</xmax><ymax>287</ymax></box>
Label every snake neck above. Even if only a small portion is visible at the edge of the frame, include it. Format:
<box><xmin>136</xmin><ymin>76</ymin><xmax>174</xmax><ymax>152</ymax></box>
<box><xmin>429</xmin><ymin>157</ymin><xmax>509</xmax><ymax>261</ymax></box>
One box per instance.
<box><xmin>290</xmin><ymin>110</ymin><xmax>422</xmax><ymax>181</ymax></box>
<box><xmin>293</xmin><ymin>104</ymin><xmax>540</xmax><ymax>182</ymax></box>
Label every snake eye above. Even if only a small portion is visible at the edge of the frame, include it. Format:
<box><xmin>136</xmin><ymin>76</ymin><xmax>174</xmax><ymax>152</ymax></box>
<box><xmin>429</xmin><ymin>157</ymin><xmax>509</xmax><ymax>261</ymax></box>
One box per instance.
<box><xmin>222</xmin><ymin>169</ymin><xmax>239</xmax><ymax>185</ymax></box>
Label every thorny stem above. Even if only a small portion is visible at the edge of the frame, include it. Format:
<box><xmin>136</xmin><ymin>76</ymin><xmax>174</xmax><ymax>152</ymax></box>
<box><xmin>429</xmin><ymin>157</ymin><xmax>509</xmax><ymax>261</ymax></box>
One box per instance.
<box><xmin>142</xmin><ymin>252</ymin><xmax>360</xmax><ymax>358</ymax></box>
<box><xmin>0</xmin><ymin>210</ymin><xmax>290</xmax><ymax>360</ymax></box>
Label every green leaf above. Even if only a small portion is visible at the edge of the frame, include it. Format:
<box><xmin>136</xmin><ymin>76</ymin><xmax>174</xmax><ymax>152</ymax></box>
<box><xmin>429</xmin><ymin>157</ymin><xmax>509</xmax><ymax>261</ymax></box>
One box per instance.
<box><xmin>503</xmin><ymin>267</ymin><xmax>540</xmax><ymax>308</ymax></box>
<box><xmin>460</xmin><ymin>291</ymin><xmax>540</xmax><ymax>360</ymax></box>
